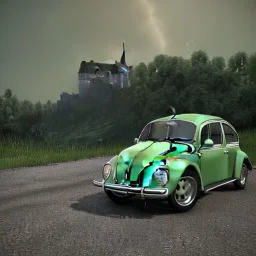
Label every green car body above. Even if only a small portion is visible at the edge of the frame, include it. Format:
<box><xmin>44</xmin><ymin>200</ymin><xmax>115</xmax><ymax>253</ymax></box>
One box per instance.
<box><xmin>93</xmin><ymin>113</ymin><xmax>253</xmax><ymax>212</ymax></box>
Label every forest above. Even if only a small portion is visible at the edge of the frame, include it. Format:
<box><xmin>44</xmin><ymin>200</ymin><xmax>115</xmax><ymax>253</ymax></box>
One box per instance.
<box><xmin>1</xmin><ymin>50</ymin><xmax>256</xmax><ymax>169</ymax></box>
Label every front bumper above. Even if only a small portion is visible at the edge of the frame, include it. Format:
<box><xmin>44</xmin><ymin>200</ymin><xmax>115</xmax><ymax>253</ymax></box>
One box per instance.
<box><xmin>93</xmin><ymin>180</ymin><xmax>169</xmax><ymax>200</ymax></box>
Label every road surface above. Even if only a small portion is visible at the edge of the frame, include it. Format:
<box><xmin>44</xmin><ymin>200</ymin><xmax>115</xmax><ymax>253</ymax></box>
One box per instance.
<box><xmin>0</xmin><ymin>157</ymin><xmax>256</xmax><ymax>256</ymax></box>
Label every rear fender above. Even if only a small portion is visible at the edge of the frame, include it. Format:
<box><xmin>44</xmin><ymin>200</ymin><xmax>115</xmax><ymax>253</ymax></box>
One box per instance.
<box><xmin>234</xmin><ymin>150</ymin><xmax>253</xmax><ymax>179</ymax></box>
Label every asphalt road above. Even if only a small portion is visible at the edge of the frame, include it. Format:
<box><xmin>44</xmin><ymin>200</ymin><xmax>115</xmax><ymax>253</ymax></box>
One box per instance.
<box><xmin>0</xmin><ymin>157</ymin><xmax>256</xmax><ymax>256</ymax></box>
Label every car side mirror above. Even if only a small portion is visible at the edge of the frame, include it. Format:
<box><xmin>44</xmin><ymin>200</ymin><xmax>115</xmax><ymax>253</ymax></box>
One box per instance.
<box><xmin>134</xmin><ymin>138</ymin><xmax>139</xmax><ymax>144</ymax></box>
<box><xmin>203</xmin><ymin>138</ymin><xmax>214</xmax><ymax>148</ymax></box>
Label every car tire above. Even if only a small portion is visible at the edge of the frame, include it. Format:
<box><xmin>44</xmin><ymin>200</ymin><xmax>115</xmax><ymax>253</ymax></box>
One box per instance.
<box><xmin>105</xmin><ymin>189</ymin><xmax>132</xmax><ymax>204</ymax></box>
<box><xmin>168</xmin><ymin>169</ymin><xmax>200</xmax><ymax>213</ymax></box>
<box><xmin>234</xmin><ymin>164</ymin><xmax>248</xmax><ymax>190</ymax></box>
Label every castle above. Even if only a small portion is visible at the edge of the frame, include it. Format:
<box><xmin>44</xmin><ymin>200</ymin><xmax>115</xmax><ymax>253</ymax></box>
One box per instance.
<box><xmin>57</xmin><ymin>43</ymin><xmax>132</xmax><ymax>109</ymax></box>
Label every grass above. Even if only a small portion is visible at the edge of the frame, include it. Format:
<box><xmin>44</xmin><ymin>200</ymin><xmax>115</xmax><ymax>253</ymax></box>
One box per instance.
<box><xmin>0</xmin><ymin>139</ymin><xmax>130</xmax><ymax>170</ymax></box>
<box><xmin>0</xmin><ymin>130</ymin><xmax>255</xmax><ymax>170</ymax></box>
<box><xmin>238</xmin><ymin>129</ymin><xmax>256</xmax><ymax>165</ymax></box>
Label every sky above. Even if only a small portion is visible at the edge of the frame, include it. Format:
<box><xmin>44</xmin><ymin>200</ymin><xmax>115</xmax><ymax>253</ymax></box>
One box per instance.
<box><xmin>0</xmin><ymin>0</ymin><xmax>255</xmax><ymax>103</ymax></box>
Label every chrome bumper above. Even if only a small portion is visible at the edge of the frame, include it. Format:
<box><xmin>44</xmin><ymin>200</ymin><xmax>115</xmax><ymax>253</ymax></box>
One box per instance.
<box><xmin>93</xmin><ymin>180</ymin><xmax>169</xmax><ymax>200</ymax></box>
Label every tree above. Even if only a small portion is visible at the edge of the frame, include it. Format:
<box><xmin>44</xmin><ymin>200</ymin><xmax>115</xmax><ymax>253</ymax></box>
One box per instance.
<box><xmin>4</xmin><ymin>89</ymin><xmax>12</xmax><ymax>99</ymax></box>
<box><xmin>158</xmin><ymin>56</ymin><xmax>173</xmax><ymax>77</ymax></box>
<box><xmin>228</xmin><ymin>52</ymin><xmax>248</xmax><ymax>72</ymax></box>
<box><xmin>44</xmin><ymin>100</ymin><xmax>53</xmax><ymax>112</ymax></box>
<box><xmin>35</xmin><ymin>101</ymin><xmax>43</xmax><ymax>123</ymax></box>
<box><xmin>147</xmin><ymin>61</ymin><xmax>157</xmax><ymax>76</ymax></box>
<box><xmin>131</xmin><ymin>83</ymin><xmax>150</xmax><ymax>122</ymax></box>
<box><xmin>191</xmin><ymin>50</ymin><xmax>209</xmax><ymax>66</ymax></box>
<box><xmin>153</xmin><ymin>54</ymin><xmax>167</xmax><ymax>68</ymax></box>
<box><xmin>176</xmin><ymin>57</ymin><xmax>191</xmax><ymax>74</ymax></box>
<box><xmin>2</xmin><ymin>50</ymin><xmax>256</xmax><ymax>142</ymax></box>
<box><xmin>130</xmin><ymin>62</ymin><xmax>149</xmax><ymax>87</ymax></box>
<box><xmin>172</xmin><ymin>72</ymin><xmax>186</xmax><ymax>91</ymax></box>
<box><xmin>248</xmin><ymin>53</ymin><xmax>256</xmax><ymax>84</ymax></box>
<box><xmin>228</xmin><ymin>55</ymin><xmax>236</xmax><ymax>72</ymax></box>
<box><xmin>20</xmin><ymin>100</ymin><xmax>34</xmax><ymax>114</ymax></box>
<box><xmin>234</xmin><ymin>52</ymin><xmax>248</xmax><ymax>70</ymax></box>
<box><xmin>211</xmin><ymin>57</ymin><xmax>226</xmax><ymax>70</ymax></box>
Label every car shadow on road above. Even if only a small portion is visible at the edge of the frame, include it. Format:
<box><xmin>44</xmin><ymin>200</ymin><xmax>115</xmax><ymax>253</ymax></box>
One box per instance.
<box><xmin>70</xmin><ymin>191</ymin><xmax>178</xmax><ymax>219</ymax></box>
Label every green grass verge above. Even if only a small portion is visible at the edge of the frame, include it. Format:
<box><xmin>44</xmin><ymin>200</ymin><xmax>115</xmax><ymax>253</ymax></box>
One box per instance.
<box><xmin>0</xmin><ymin>139</ymin><xmax>130</xmax><ymax>170</ymax></box>
<box><xmin>238</xmin><ymin>129</ymin><xmax>256</xmax><ymax>165</ymax></box>
<box><xmin>0</xmin><ymin>129</ymin><xmax>255</xmax><ymax>170</ymax></box>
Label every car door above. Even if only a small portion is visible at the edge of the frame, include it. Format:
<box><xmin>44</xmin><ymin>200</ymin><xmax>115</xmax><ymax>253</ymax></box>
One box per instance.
<box><xmin>199</xmin><ymin>121</ymin><xmax>229</xmax><ymax>186</ymax></box>
<box><xmin>221</xmin><ymin>122</ymin><xmax>239</xmax><ymax>178</ymax></box>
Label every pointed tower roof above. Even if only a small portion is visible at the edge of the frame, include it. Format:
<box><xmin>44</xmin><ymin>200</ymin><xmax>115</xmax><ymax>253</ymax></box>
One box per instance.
<box><xmin>120</xmin><ymin>42</ymin><xmax>127</xmax><ymax>66</ymax></box>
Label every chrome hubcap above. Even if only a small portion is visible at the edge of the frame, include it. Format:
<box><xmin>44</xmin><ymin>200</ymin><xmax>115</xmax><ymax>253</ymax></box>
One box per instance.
<box><xmin>174</xmin><ymin>176</ymin><xmax>197</xmax><ymax>206</ymax></box>
<box><xmin>240</xmin><ymin>165</ymin><xmax>248</xmax><ymax>185</ymax></box>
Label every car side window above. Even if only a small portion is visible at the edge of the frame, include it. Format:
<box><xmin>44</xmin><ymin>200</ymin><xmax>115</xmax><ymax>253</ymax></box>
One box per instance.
<box><xmin>200</xmin><ymin>124</ymin><xmax>209</xmax><ymax>146</ymax></box>
<box><xmin>222</xmin><ymin>123</ymin><xmax>238</xmax><ymax>144</ymax></box>
<box><xmin>209</xmin><ymin>122</ymin><xmax>222</xmax><ymax>145</ymax></box>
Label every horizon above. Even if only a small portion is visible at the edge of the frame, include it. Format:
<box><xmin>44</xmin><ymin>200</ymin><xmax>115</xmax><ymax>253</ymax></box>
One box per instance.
<box><xmin>0</xmin><ymin>0</ymin><xmax>255</xmax><ymax>103</ymax></box>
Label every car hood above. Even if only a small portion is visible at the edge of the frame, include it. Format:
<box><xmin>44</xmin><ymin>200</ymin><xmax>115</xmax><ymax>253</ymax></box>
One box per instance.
<box><xmin>116</xmin><ymin>141</ymin><xmax>192</xmax><ymax>182</ymax></box>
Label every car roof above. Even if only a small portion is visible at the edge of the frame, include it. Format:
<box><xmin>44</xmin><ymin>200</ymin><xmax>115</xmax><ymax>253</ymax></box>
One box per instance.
<box><xmin>151</xmin><ymin>113</ymin><xmax>222</xmax><ymax>126</ymax></box>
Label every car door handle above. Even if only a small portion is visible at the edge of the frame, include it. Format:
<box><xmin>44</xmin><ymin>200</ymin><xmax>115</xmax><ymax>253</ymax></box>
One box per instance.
<box><xmin>224</xmin><ymin>150</ymin><xmax>228</xmax><ymax>154</ymax></box>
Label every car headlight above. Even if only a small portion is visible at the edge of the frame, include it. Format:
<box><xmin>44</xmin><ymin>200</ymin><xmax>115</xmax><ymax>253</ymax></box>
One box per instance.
<box><xmin>154</xmin><ymin>168</ymin><xmax>169</xmax><ymax>186</ymax></box>
<box><xmin>102</xmin><ymin>164</ymin><xmax>112</xmax><ymax>180</ymax></box>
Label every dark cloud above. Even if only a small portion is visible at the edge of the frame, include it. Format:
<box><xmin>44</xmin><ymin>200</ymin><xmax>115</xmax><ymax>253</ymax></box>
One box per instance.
<box><xmin>0</xmin><ymin>0</ymin><xmax>255</xmax><ymax>102</ymax></box>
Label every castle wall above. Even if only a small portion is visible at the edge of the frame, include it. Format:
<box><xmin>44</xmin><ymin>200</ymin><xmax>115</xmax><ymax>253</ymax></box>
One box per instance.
<box><xmin>57</xmin><ymin>92</ymin><xmax>79</xmax><ymax>110</ymax></box>
<box><xmin>78</xmin><ymin>69</ymin><xmax>130</xmax><ymax>97</ymax></box>
<box><xmin>79</xmin><ymin>81</ymin><xmax>90</xmax><ymax>98</ymax></box>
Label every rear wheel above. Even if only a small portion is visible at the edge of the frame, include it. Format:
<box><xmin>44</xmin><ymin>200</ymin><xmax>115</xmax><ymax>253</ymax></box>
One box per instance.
<box><xmin>168</xmin><ymin>169</ymin><xmax>200</xmax><ymax>213</ymax></box>
<box><xmin>234</xmin><ymin>164</ymin><xmax>248</xmax><ymax>190</ymax></box>
<box><xmin>105</xmin><ymin>189</ymin><xmax>132</xmax><ymax>204</ymax></box>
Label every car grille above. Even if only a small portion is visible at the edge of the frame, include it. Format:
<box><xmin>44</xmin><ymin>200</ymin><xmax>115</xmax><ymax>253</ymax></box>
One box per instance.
<box><xmin>129</xmin><ymin>181</ymin><xmax>138</xmax><ymax>187</ymax></box>
<box><xmin>128</xmin><ymin>171</ymin><xmax>144</xmax><ymax>187</ymax></box>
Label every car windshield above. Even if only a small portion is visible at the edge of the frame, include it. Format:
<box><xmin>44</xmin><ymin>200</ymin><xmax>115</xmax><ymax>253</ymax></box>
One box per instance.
<box><xmin>139</xmin><ymin>120</ymin><xmax>196</xmax><ymax>142</ymax></box>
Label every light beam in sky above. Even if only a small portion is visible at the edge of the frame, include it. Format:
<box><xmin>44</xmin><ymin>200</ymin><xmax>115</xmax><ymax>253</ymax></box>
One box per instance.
<box><xmin>140</xmin><ymin>0</ymin><xmax>166</xmax><ymax>53</ymax></box>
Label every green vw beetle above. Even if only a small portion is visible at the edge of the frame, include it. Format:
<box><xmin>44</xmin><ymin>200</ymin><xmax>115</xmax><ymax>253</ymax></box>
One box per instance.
<box><xmin>93</xmin><ymin>113</ymin><xmax>253</xmax><ymax>212</ymax></box>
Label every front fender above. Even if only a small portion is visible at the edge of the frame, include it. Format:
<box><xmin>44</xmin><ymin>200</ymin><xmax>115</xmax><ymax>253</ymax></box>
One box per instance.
<box><xmin>155</xmin><ymin>159</ymin><xmax>203</xmax><ymax>195</ymax></box>
<box><xmin>104</xmin><ymin>155</ymin><xmax>118</xmax><ymax>183</ymax></box>
<box><xmin>234</xmin><ymin>150</ymin><xmax>253</xmax><ymax>179</ymax></box>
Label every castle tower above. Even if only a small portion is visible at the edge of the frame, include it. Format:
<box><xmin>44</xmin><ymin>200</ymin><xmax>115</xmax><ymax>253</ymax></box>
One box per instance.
<box><xmin>115</xmin><ymin>43</ymin><xmax>132</xmax><ymax>88</ymax></box>
<box><xmin>120</xmin><ymin>42</ymin><xmax>127</xmax><ymax>67</ymax></box>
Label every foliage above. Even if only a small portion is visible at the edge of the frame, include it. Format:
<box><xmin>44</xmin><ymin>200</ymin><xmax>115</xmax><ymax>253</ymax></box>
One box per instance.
<box><xmin>211</xmin><ymin>56</ymin><xmax>226</xmax><ymax>70</ymax></box>
<box><xmin>248</xmin><ymin>53</ymin><xmax>256</xmax><ymax>84</ymax></box>
<box><xmin>191</xmin><ymin>50</ymin><xmax>209</xmax><ymax>66</ymax></box>
<box><xmin>0</xmin><ymin>90</ymin><xmax>53</xmax><ymax>140</ymax></box>
<box><xmin>0</xmin><ymin>50</ymin><xmax>256</xmax><ymax>150</ymax></box>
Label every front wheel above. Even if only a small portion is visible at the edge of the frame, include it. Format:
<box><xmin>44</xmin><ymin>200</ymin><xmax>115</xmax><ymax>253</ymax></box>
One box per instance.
<box><xmin>168</xmin><ymin>170</ymin><xmax>200</xmax><ymax>213</ymax></box>
<box><xmin>234</xmin><ymin>164</ymin><xmax>248</xmax><ymax>190</ymax></box>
